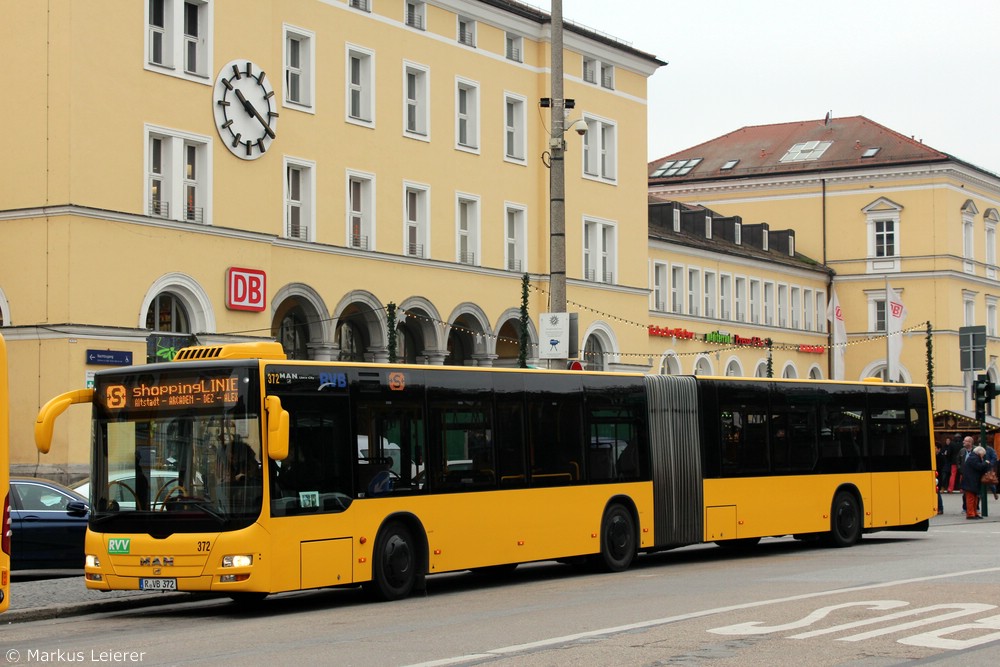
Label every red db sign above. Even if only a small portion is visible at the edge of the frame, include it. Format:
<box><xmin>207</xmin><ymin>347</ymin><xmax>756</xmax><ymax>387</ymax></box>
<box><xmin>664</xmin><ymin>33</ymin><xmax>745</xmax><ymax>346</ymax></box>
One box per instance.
<box><xmin>226</xmin><ymin>267</ymin><xmax>267</xmax><ymax>312</ymax></box>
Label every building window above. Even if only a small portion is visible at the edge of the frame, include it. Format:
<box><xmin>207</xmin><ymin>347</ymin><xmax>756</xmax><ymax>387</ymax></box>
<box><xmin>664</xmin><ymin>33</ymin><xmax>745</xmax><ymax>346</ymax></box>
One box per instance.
<box><xmin>583</xmin><ymin>219</ymin><xmax>616</xmax><ymax>284</ymax></box>
<box><xmin>457</xmin><ymin>16</ymin><xmax>476</xmax><ymax>47</ymax></box>
<box><xmin>504</xmin><ymin>93</ymin><xmax>526</xmax><ymax>162</ymax></box>
<box><xmin>505</xmin><ymin>204</ymin><xmax>527</xmax><ymax>272</ymax></box>
<box><xmin>671</xmin><ymin>266</ymin><xmax>684</xmax><ymax>314</ymax></box>
<box><xmin>779</xmin><ymin>140</ymin><xmax>832</xmax><ymax>162</ymax></box>
<box><xmin>405</xmin><ymin>1</ymin><xmax>425</xmax><ymax>30</ymax></box>
<box><xmin>964</xmin><ymin>217</ymin><xmax>975</xmax><ymax>262</ymax></box>
<box><xmin>348</xmin><ymin>0</ymin><xmax>370</xmax><ymax>12</ymax></box>
<box><xmin>346</xmin><ymin>46</ymin><xmax>375</xmax><ymax>125</ymax></box>
<box><xmin>704</xmin><ymin>271</ymin><xmax>716</xmax><ymax>318</ymax></box>
<box><xmin>146</xmin><ymin>292</ymin><xmax>191</xmax><ymax>333</ymax></box>
<box><xmin>456</xmin><ymin>194</ymin><xmax>480</xmax><ymax>265</ymax></box>
<box><xmin>403</xmin><ymin>62</ymin><xmax>429</xmax><ymax>138</ymax></box>
<box><xmin>964</xmin><ymin>294</ymin><xmax>976</xmax><ymax>327</ymax></box>
<box><xmin>987</xmin><ymin>223</ymin><xmax>997</xmax><ymax>267</ymax></box>
<box><xmin>146</xmin><ymin>0</ymin><xmax>211</xmax><ymax>82</ymax></box>
<box><xmin>791</xmin><ymin>287</ymin><xmax>801</xmax><ymax>329</ymax></box>
<box><xmin>749</xmin><ymin>279</ymin><xmax>760</xmax><ymax>324</ymax></box>
<box><xmin>720</xmin><ymin>274</ymin><xmax>731</xmax><ymax>320</ymax></box>
<box><xmin>455</xmin><ymin>78</ymin><xmax>479</xmax><ymax>151</ymax></box>
<box><xmin>777</xmin><ymin>284</ymin><xmax>788</xmax><ymax>327</ymax></box>
<box><xmin>653</xmin><ymin>262</ymin><xmax>668</xmax><ymax>311</ymax></box>
<box><xmin>734</xmin><ymin>277</ymin><xmax>746</xmax><ymax>322</ymax></box>
<box><xmin>988</xmin><ymin>299</ymin><xmax>998</xmax><ymax>337</ymax></box>
<box><xmin>347</xmin><ymin>171</ymin><xmax>374</xmax><ymax>250</ymax></box>
<box><xmin>764</xmin><ymin>282</ymin><xmax>775</xmax><ymax>326</ymax></box>
<box><xmin>582</xmin><ymin>115</ymin><xmax>617</xmax><ymax>182</ymax></box>
<box><xmin>146</xmin><ymin>126</ymin><xmax>210</xmax><ymax>224</ymax></box>
<box><xmin>505</xmin><ymin>32</ymin><xmax>522</xmax><ymax>62</ymax></box>
<box><xmin>687</xmin><ymin>268</ymin><xmax>700</xmax><ymax>316</ymax></box>
<box><xmin>284</xmin><ymin>26</ymin><xmax>314</xmax><ymax>110</ymax></box>
<box><xmin>873</xmin><ymin>219</ymin><xmax>896</xmax><ymax>257</ymax></box>
<box><xmin>815</xmin><ymin>291</ymin><xmax>827</xmax><ymax>333</ymax></box>
<box><xmin>404</xmin><ymin>183</ymin><xmax>429</xmax><ymax>258</ymax></box>
<box><xmin>582</xmin><ymin>56</ymin><xmax>614</xmax><ymax>89</ymax></box>
<box><xmin>803</xmin><ymin>288</ymin><xmax>814</xmax><ymax>331</ymax></box>
<box><xmin>284</xmin><ymin>158</ymin><xmax>314</xmax><ymax>241</ymax></box>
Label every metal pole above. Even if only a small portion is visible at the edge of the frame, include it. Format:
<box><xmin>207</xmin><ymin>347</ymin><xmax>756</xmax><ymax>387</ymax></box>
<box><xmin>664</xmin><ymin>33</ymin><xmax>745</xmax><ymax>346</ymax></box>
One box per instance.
<box><xmin>548</xmin><ymin>0</ymin><xmax>566</xmax><ymax>315</ymax></box>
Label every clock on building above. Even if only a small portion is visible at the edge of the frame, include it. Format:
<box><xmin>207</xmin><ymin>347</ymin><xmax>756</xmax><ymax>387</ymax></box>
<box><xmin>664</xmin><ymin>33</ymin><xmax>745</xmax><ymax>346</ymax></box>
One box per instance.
<box><xmin>213</xmin><ymin>59</ymin><xmax>278</xmax><ymax>160</ymax></box>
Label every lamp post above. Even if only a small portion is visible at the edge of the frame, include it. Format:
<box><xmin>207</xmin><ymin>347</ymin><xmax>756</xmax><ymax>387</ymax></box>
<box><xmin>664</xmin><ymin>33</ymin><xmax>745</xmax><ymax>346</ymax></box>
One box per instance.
<box><xmin>548</xmin><ymin>0</ymin><xmax>567</xmax><ymax>316</ymax></box>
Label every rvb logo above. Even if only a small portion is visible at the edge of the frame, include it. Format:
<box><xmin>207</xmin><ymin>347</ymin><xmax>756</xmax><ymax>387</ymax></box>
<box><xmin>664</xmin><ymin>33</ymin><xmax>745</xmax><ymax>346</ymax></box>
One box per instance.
<box><xmin>108</xmin><ymin>538</ymin><xmax>131</xmax><ymax>554</ymax></box>
<box><xmin>226</xmin><ymin>267</ymin><xmax>267</xmax><ymax>312</ymax></box>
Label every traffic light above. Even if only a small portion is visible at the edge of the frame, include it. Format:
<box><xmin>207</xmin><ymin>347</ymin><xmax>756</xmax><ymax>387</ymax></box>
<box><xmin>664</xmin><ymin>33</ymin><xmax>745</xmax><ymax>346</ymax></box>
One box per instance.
<box><xmin>973</xmin><ymin>374</ymin><xmax>1000</xmax><ymax>422</ymax></box>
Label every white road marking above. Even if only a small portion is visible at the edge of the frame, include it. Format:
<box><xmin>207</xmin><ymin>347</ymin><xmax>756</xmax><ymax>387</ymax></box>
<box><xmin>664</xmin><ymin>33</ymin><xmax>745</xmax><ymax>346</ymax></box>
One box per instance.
<box><xmin>405</xmin><ymin>566</ymin><xmax>1000</xmax><ymax>666</ymax></box>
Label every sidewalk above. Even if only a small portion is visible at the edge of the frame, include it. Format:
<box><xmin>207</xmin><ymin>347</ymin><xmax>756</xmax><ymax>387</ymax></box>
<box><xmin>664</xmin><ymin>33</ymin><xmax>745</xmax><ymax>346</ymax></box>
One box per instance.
<box><xmin>4</xmin><ymin>490</ymin><xmax>994</xmax><ymax>623</ymax></box>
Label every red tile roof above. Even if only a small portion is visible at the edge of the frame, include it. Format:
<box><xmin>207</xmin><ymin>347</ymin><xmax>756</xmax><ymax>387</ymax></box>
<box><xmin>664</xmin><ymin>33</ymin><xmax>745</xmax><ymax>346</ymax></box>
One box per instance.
<box><xmin>648</xmin><ymin>115</ymin><xmax>951</xmax><ymax>182</ymax></box>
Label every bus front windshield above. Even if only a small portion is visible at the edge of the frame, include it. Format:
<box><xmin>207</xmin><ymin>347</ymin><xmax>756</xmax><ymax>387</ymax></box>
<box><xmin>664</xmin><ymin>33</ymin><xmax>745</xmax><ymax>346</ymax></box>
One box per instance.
<box><xmin>90</xmin><ymin>366</ymin><xmax>262</xmax><ymax>531</ymax></box>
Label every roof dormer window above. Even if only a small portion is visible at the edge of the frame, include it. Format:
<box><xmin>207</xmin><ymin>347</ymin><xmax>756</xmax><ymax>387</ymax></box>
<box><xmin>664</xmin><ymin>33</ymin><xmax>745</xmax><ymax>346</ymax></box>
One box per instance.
<box><xmin>779</xmin><ymin>140</ymin><xmax>832</xmax><ymax>162</ymax></box>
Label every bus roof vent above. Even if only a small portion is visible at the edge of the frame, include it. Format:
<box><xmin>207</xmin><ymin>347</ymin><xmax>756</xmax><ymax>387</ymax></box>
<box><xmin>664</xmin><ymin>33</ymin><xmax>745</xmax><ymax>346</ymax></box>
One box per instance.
<box><xmin>173</xmin><ymin>342</ymin><xmax>288</xmax><ymax>361</ymax></box>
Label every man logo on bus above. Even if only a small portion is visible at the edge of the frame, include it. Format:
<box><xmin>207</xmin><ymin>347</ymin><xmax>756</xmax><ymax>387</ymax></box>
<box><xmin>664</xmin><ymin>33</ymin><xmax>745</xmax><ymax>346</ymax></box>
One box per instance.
<box><xmin>106</xmin><ymin>385</ymin><xmax>127</xmax><ymax>409</ymax></box>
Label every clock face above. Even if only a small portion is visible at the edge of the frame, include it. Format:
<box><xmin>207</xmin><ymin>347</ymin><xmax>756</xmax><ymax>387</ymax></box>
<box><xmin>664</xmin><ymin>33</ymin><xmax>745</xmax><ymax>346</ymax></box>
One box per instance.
<box><xmin>213</xmin><ymin>60</ymin><xmax>278</xmax><ymax>160</ymax></box>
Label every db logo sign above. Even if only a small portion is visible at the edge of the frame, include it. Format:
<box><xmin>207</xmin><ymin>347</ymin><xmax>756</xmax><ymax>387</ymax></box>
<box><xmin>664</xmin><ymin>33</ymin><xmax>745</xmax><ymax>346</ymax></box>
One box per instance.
<box><xmin>226</xmin><ymin>267</ymin><xmax>267</xmax><ymax>312</ymax></box>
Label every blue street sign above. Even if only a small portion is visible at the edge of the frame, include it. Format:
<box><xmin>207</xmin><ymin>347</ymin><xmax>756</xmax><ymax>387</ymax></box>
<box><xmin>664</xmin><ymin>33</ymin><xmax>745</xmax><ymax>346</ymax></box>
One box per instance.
<box><xmin>86</xmin><ymin>349</ymin><xmax>133</xmax><ymax>366</ymax></box>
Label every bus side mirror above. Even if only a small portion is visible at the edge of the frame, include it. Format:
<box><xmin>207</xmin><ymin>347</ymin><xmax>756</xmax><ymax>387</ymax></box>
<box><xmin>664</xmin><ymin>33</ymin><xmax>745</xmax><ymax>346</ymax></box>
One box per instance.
<box><xmin>34</xmin><ymin>389</ymin><xmax>95</xmax><ymax>454</ymax></box>
<box><xmin>265</xmin><ymin>395</ymin><xmax>289</xmax><ymax>461</ymax></box>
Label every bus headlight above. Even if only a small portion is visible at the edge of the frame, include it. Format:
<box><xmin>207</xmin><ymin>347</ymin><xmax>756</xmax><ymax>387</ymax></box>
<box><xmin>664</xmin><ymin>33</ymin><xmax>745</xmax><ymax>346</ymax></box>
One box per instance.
<box><xmin>86</xmin><ymin>554</ymin><xmax>101</xmax><ymax>568</ymax></box>
<box><xmin>222</xmin><ymin>554</ymin><xmax>253</xmax><ymax>568</ymax></box>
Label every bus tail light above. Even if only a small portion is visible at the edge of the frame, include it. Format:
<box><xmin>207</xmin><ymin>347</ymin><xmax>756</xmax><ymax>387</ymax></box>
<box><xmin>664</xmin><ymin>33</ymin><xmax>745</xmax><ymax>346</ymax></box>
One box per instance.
<box><xmin>1</xmin><ymin>493</ymin><xmax>9</xmax><ymax>556</ymax></box>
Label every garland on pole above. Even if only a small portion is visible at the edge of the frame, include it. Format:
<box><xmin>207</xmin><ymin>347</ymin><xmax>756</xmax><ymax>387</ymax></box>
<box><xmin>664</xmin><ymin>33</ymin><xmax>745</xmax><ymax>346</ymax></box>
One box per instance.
<box><xmin>766</xmin><ymin>338</ymin><xmax>774</xmax><ymax>378</ymax></box>
<box><xmin>386</xmin><ymin>302</ymin><xmax>397</xmax><ymax>364</ymax></box>
<box><xmin>925</xmin><ymin>320</ymin><xmax>934</xmax><ymax>410</ymax></box>
<box><xmin>519</xmin><ymin>274</ymin><xmax>530</xmax><ymax>368</ymax></box>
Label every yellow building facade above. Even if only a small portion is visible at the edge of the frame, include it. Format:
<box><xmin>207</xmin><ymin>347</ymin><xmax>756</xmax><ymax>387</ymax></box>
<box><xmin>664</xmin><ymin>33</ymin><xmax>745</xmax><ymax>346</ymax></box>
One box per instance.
<box><xmin>649</xmin><ymin>116</ymin><xmax>1000</xmax><ymax>417</ymax></box>
<box><xmin>0</xmin><ymin>0</ymin><xmax>663</xmax><ymax>476</ymax></box>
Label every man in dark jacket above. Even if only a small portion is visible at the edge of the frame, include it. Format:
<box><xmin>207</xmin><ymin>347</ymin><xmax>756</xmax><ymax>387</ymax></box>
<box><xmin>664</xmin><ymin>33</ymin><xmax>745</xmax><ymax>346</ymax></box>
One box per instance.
<box><xmin>945</xmin><ymin>433</ymin><xmax>964</xmax><ymax>491</ymax></box>
<box><xmin>961</xmin><ymin>445</ymin><xmax>990</xmax><ymax>519</ymax></box>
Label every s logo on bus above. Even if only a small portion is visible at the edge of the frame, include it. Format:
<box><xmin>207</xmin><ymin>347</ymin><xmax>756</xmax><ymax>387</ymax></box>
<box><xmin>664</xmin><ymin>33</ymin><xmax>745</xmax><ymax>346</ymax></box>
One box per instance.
<box><xmin>388</xmin><ymin>372</ymin><xmax>405</xmax><ymax>391</ymax></box>
<box><xmin>106</xmin><ymin>385</ymin><xmax>127</xmax><ymax>409</ymax></box>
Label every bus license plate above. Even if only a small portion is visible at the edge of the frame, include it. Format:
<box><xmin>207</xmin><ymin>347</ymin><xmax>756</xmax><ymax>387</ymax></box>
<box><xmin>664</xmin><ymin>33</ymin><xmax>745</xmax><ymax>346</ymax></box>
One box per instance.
<box><xmin>139</xmin><ymin>578</ymin><xmax>177</xmax><ymax>591</ymax></box>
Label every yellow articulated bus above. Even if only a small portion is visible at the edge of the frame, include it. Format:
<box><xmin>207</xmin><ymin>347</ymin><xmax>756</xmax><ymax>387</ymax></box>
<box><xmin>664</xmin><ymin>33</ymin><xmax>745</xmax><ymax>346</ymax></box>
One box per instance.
<box><xmin>35</xmin><ymin>342</ymin><xmax>936</xmax><ymax>602</ymax></box>
<box><xmin>0</xmin><ymin>333</ymin><xmax>10</xmax><ymax>612</ymax></box>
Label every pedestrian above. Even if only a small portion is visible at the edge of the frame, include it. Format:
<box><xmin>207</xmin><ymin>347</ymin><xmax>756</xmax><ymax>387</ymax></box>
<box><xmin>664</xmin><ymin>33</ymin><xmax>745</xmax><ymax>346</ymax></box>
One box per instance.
<box><xmin>986</xmin><ymin>442</ymin><xmax>999</xmax><ymax>500</ymax></box>
<box><xmin>959</xmin><ymin>436</ymin><xmax>975</xmax><ymax>511</ymax></box>
<box><xmin>946</xmin><ymin>433</ymin><xmax>964</xmax><ymax>492</ymax></box>
<box><xmin>961</xmin><ymin>445</ymin><xmax>990</xmax><ymax>519</ymax></box>
<box><xmin>936</xmin><ymin>441</ymin><xmax>950</xmax><ymax>493</ymax></box>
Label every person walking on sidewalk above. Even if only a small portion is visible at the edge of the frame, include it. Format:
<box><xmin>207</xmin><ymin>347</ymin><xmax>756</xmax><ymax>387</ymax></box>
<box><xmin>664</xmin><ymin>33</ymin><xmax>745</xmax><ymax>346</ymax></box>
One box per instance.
<box><xmin>961</xmin><ymin>445</ymin><xmax>990</xmax><ymax>519</ymax></box>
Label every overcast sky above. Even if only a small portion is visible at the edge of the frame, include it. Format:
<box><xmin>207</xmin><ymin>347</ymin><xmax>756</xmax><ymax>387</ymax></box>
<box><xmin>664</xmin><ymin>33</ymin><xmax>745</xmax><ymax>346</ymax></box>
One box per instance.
<box><xmin>536</xmin><ymin>0</ymin><xmax>1000</xmax><ymax>176</ymax></box>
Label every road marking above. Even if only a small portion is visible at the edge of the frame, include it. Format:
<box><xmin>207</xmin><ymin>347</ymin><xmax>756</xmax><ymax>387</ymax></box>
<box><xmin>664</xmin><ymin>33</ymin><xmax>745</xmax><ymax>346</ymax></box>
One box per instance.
<box><xmin>900</xmin><ymin>613</ymin><xmax>1000</xmax><ymax>649</ymax></box>
<box><xmin>406</xmin><ymin>566</ymin><xmax>1000</xmax><ymax>667</ymax></box>
<box><xmin>791</xmin><ymin>603</ymin><xmax>996</xmax><ymax>640</ymax></box>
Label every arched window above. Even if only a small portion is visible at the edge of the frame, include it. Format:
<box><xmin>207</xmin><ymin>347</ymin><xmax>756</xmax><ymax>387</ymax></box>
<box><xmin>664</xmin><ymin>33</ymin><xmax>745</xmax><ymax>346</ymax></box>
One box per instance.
<box><xmin>279</xmin><ymin>308</ymin><xmax>310</xmax><ymax>360</ymax></box>
<box><xmin>661</xmin><ymin>355</ymin><xmax>681</xmax><ymax>375</ymax></box>
<box><xmin>336</xmin><ymin>320</ymin><xmax>365</xmax><ymax>362</ymax></box>
<box><xmin>145</xmin><ymin>293</ymin><xmax>191</xmax><ymax>333</ymax></box>
<box><xmin>694</xmin><ymin>357</ymin><xmax>712</xmax><ymax>375</ymax></box>
<box><xmin>396</xmin><ymin>324</ymin><xmax>417</xmax><ymax>364</ymax></box>
<box><xmin>725</xmin><ymin>360</ymin><xmax>742</xmax><ymax>376</ymax></box>
<box><xmin>754</xmin><ymin>361</ymin><xmax>768</xmax><ymax>377</ymax></box>
<box><xmin>583</xmin><ymin>335</ymin><xmax>605</xmax><ymax>371</ymax></box>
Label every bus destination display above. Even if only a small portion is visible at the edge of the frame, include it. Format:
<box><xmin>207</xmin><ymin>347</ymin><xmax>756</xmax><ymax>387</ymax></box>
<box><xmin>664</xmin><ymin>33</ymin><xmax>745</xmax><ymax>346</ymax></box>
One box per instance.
<box><xmin>102</xmin><ymin>377</ymin><xmax>241</xmax><ymax>410</ymax></box>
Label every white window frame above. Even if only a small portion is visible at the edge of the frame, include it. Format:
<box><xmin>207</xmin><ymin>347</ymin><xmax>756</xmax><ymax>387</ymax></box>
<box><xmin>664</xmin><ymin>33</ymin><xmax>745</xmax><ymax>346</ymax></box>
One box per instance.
<box><xmin>687</xmin><ymin>268</ymin><xmax>701</xmax><ymax>316</ymax></box>
<box><xmin>348</xmin><ymin>0</ymin><xmax>371</xmax><ymax>12</ymax></box>
<box><xmin>582</xmin><ymin>114</ymin><xmax>617</xmax><ymax>183</ymax></box>
<box><xmin>403</xmin><ymin>61</ymin><xmax>430</xmax><ymax>140</ymax></box>
<box><xmin>815</xmin><ymin>290</ymin><xmax>827</xmax><ymax>332</ymax></box>
<box><xmin>720</xmin><ymin>274</ymin><xmax>732</xmax><ymax>320</ymax></box>
<box><xmin>455</xmin><ymin>193</ymin><xmax>480</xmax><ymax>266</ymax></box>
<box><xmin>987</xmin><ymin>209</ymin><xmax>999</xmax><ymax>280</ymax></box>
<box><xmin>283</xmin><ymin>25</ymin><xmax>315</xmax><ymax>112</ymax></box>
<box><xmin>777</xmin><ymin>284</ymin><xmax>788</xmax><ymax>327</ymax></box>
<box><xmin>583</xmin><ymin>218</ymin><xmax>616</xmax><ymax>284</ymax></box>
<box><xmin>345</xmin><ymin>45</ymin><xmax>375</xmax><ymax>127</ymax></box>
<box><xmin>455</xmin><ymin>77</ymin><xmax>480</xmax><ymax>152</ymax></box>
<box><xmin>145</xmin><ymin>0</ymin><xmax>213</xmax><ymax>83</ymax></box>
<box><xmin>144</xmin><ymin>124</ymin><xmax>212</xmax><ymax>225</ymax></box>
<box><xmin>503</xmin><ymin>92</ymin><xmax>526</xmax><ymax>163</ymax></box>
<box><xmin>404</xmin><ymin>182</ymin><xmax>430</xmax><ymax>258</ymax></box>
<box><xmin>988</xmin><ymin>297</ymin><xmax>998</xmax><ymax>337</ymax></box>
<box><xmin>749</xmin><ymin>279</ymin><xmax>761</xmax><ymax>324</ymax></box>
<box><xmin>284</xmin><ymin>157</ymin><xmax>315</xmax><ymax>241</ymax></box>
<box><xmin>405</xmin><ymin>1</ymin><xmax>425</xmax><ymax>30</ymax></box>
<box><xmin>505</xmin><ymin>32</ymin><xmax>523</xmax><ymax>62</ymax></box>
<box><xmin>670</xmin><ymin>266</ymin><xmax>684</xmax><ymax>314</ymax></box>
<box><xmin>803</xmin><ymin>288</ymin><xmax>814</xmax><ymax>331</ymax></box>
<box><xmin>346</xmin><ymin>170</ymin><xmax>375</xmax><ymax>251</ymax></box>
<box><xmin>734</xmin><ymin>276</ymin><xmax>746</xmax><ymax>322</ymax></box>
<box><xmin>704</xmin><ymin>271</ymin><xmax>716</xmax><ymax>318</ymax></box>
<box><xmin>457</xmin><ymin>16</ymin><xmax>476</xmax><ymax>47</ymax></box>
<box><xmin>763</xmin><ymin>281</ymin><xmax>775</xmax><ymax>326</ymax></box>
<box><xmin>791</xmin><ymin>286</ymin><xmax>801</xmax><ymax>329</ymax></box>
<box><xmin>964</xmin><ymin>291</ymin><xmax>977</xmax><ymax>327</ymax></box>
<box><xmin>863</xmin><ymin>198</ymin><xmax>902</xmax><ymax>273</ymax></box>
<box><xmin>652</xmin><ymin>262</ymin><xmax>668</xmax><ymax>311</ymax></box>
<box><xmin>504</xmin><ymin>203</ymin><xmax>527</xmax><ymax>273</ymax></box>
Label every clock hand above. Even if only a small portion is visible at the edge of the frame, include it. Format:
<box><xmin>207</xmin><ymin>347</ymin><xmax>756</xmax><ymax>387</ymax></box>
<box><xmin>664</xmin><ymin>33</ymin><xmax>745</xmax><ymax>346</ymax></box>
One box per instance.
<box><xmin>234</xmin><ymin>88</ymin><xmax>276</xmax><ymax>139</ymax></box>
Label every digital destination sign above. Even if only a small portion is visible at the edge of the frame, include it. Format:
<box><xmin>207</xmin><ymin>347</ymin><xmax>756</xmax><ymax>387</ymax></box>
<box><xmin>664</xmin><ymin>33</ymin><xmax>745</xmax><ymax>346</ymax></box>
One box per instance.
<box><xmin>102</xmin><ymin>376</ymin><xmax>242</xmax><ymax>410</ymax></box>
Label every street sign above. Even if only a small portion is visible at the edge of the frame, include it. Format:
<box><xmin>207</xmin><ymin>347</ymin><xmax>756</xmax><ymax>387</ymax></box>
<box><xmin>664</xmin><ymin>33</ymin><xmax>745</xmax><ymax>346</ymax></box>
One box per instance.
<box><xmin>959</xmin><ymin>325</ymin><xmax>986</xmax><ymax>371</ymax></box>
<box><xmin>538</xmin><ymin>312</ymin><xmax>569</xmax><ymax>360</ymax></box>
<box><xmin>86</xmin><ymin>349</ymin><xmax>133</xmax><ymax>366</ymax></box>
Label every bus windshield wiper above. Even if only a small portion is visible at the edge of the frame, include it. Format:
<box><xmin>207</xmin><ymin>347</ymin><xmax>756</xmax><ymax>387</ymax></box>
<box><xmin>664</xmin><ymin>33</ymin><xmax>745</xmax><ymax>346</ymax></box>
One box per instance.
<box><xmin>165</xmin><ymin>498</ymin><xmax>227</xmax><ymax>524</ymax></box>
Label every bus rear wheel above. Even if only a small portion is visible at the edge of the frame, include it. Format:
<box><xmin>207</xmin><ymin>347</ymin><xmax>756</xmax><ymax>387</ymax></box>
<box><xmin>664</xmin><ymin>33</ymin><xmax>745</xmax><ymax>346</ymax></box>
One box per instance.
<box><xmin>597</xmin><ymin>503</ymin><xmax>636</xmax><ymax>572</ymax></box>
<box><xmin>368</xmin><ymin>521</ymin><xmax>418</xmax><ymax>601</ymax></box>
<box><xmin>828</xmin><ymin>490</ymin><xmax>862</xmax><ymax>548</ymax></box>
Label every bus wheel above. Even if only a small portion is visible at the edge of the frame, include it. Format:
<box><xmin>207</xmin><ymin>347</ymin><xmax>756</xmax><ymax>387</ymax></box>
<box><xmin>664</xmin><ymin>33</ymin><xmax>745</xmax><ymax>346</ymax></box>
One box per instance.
<box><xmin>368</xmin><ymin>521</ymin><xmax>418</xmax><ymax>601</ymax></box>
<box><xmin>828</xmin><ymin>491</ymin><xmax>861</xmax><ymax>548</ymax></box>
<box><xmin>597</xmin><ymin>503</ymin><xmax>636</xmax><ymax>572</ymax></box>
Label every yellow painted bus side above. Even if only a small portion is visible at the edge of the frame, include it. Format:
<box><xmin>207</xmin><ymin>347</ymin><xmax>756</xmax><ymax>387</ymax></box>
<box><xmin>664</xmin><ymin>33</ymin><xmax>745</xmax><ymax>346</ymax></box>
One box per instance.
<box><xmin>0</xmin><ymin>333</ymin><xmax>10</xmax><ymax>612</ymax></box>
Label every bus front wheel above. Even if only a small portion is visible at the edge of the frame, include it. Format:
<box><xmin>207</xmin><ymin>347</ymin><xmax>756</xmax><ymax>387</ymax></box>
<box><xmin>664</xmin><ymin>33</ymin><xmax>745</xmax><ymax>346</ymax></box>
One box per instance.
<box><xmin>597</xmin><ymin>503</ymin><xmax>636</xmax><ymax>572</ymax></box>
<box><xmin>368</xmin><ymin>521</ymin><xmax>418</xmax><ymax>601</ymax></box>
<box><xmin>828</xmin><ymin>491</ymin><xmax>862</xmax><ymax>548</ymax></box>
